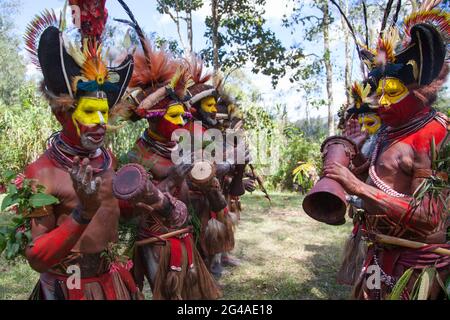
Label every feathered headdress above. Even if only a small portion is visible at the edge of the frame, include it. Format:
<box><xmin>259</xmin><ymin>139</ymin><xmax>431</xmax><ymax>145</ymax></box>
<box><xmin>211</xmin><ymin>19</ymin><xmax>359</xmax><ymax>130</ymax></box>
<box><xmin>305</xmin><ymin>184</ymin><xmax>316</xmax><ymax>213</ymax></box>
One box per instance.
<box><xmin>24</xmin><ymin>1</ymin><xmax>134</xmax><ymax>111</ymax></box>
<box><xmin>332</xmin><ymin>0</ymin><xmax>449</xmax><ymax>88</ymax></box>
<box><xmin>114</xmin><ymin>0</ymin><xmax>193</xmax><ymax>121</ymax></box>
<box><xmin>185</xmin><ymin>54</ymin><xmax>216</xmax><ymax>107</ymax></box>
<box><xmin>69</xmin><ymin>0</ymin><xmax>108</xmax><ymax>42</ymax></box>
<box><xmin>346</xmin><ymin>81</ymin><xmax>374</xmax><ymax>116</ymax></box>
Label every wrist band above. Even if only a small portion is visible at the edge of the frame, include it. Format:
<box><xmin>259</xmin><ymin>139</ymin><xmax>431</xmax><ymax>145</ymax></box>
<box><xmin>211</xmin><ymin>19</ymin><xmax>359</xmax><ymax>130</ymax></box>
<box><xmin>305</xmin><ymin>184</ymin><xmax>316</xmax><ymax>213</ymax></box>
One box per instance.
<box><xmin>71</xmin><ymin>205</ymin><xmax>92</xmax><ymax>225</ymax></box>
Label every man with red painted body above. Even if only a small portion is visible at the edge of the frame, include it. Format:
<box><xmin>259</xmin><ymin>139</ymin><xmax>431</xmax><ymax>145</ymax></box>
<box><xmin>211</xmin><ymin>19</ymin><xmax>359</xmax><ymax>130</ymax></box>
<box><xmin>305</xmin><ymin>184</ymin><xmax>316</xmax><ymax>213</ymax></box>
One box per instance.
<box><xmin>182</xmin><ymin>57</ymin><xmax>250</xmax><ymax>277</ymax></box>
<box><xmin>22</xmin><ymin>2</ymin><xmax>144</xmax><ymax>299</ymax></box>
<box><xmin>111</xmin><ymin>2</ymin><xmax>222</xmax><ymax>297</ymax></box>
<box><xmin>324</xmin><ymin>5</ymin><xmax>449</xmax><ymax>299</ymax></box>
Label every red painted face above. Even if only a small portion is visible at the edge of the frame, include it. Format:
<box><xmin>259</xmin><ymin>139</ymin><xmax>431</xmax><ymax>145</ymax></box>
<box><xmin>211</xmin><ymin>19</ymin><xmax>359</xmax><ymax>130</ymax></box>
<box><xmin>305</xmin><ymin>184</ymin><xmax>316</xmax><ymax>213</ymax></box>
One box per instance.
<box><xmin>55</xmin><ymin>111</ymin><xmax>106</xmax><ymax>150</ymax></box>
<box><xmin>156</xmin><ymin>116</ymin><xmax>184</xmax><ymax>140</ymax></box>
<box><xmin>376</xmin><ymin>93</ymin><xmax>425</xmax><ymax>128</ymax></box>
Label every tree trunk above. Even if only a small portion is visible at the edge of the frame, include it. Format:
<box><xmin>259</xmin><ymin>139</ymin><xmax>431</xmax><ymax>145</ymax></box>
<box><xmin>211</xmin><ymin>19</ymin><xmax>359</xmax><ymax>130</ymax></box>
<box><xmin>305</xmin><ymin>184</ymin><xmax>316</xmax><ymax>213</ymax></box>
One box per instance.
<box><xmin>322</xmin><ymin>0</ymin><xmax>335</xmax><ymax>136</ymax></box>
<box><xmin>340</xmin><ymin>0</ymin><xmax>351</xmax><ymax>106</ymax></box>
<box><xmin>211</xmin><ymin>0</ymin><xmax>220</xmax><ymax>74</ymax></box>
<box><xmin>186</xmin><ymin>8</ymin><xmax>193</xmax><ymax>53</ymax></box>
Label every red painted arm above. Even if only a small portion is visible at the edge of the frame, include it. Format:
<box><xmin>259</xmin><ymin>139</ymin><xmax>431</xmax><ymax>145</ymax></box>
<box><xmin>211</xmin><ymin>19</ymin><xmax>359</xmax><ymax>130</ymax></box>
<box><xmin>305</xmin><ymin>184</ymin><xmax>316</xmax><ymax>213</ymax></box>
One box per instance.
<box><xmin>26</xmin><ymin>216</ymin><xmax>87</xmax><ymax>273</ymax></box>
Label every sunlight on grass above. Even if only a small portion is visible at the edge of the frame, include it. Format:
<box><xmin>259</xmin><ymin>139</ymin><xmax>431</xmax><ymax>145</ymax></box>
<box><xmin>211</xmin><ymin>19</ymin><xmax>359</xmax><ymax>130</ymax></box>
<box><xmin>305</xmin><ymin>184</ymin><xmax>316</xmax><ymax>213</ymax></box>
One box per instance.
<box><xmin>0</xmin><ymin>192</ymin><xmax>353</xmax><ymax>300</ymax></box>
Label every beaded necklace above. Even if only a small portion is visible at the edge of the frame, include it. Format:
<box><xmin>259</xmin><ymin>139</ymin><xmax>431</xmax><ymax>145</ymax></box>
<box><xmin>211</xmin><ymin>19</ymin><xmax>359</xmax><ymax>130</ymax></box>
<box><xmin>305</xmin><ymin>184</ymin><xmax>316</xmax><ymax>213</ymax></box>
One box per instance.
<box><xmin>46</xmin><ymin>132</ymin><xmax>112</xmax><ymax>175</ymax></box>
<box><xmin>368</xmin><ymin>110</ymin><xmax>437</xmax><ymax>198</ymax></box>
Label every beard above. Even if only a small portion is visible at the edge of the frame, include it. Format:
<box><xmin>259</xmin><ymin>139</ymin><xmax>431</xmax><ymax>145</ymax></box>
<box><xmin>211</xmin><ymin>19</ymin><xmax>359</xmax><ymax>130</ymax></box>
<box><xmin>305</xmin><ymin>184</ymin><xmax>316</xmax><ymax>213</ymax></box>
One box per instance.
<box><xmin>198</xmin><ymin>107</ymin><xmax>218</xmax><ymax>127</ymax></box>
<box><xmin>79</xmin><ymin>125</ymin><xmax>106</xmax><ymax>151</ymax></box>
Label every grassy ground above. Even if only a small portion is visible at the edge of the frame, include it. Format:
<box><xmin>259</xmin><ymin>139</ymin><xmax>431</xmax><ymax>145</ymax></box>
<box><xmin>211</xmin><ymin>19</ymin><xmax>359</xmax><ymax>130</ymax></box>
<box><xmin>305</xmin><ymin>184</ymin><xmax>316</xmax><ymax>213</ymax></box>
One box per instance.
<box><xmin>219</xmin><ymin>192</ymin><xmax>352</xmax><ymax>299</ymax></box>
<box><xmin>0</xmin><ymin>192</ymin><xmax>353</xmax><ymax>300</ymax></box>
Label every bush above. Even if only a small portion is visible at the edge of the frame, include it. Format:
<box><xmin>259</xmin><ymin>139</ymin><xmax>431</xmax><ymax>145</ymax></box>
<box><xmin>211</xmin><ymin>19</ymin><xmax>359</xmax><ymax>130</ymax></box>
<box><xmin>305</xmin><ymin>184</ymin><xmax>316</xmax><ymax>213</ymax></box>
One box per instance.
<box><xmin>270</xmin><ymin>126</ymin><xmax>322</xmax><ymax>191</ymax></box>
<box><xmin>0</xmin><ymin>84</ymin><xmax>59</xmax><ymax>183</ymax></box>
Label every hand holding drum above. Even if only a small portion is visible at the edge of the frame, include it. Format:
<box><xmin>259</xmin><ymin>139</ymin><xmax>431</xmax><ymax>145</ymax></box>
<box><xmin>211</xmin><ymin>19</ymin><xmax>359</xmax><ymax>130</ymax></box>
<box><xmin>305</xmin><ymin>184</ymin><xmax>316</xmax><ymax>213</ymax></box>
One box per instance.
<box><xmin>189</xmin><ymin>160</ymin><xmax>216</xmax><ymax>188</ymax></box>
<box><xmin>112</xmin><ymin>163</ymin><xmax>162</xmax><ymax>208</ymax></box>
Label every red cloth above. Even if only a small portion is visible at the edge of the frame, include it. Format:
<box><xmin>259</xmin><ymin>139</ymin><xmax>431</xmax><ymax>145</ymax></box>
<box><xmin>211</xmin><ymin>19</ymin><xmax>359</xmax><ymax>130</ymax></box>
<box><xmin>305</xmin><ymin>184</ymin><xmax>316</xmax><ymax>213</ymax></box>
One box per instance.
<box><xmin>169</xmin><ymin>234</ymin><xmax>194</xmax><ymax>271</ymax></box>
<box><xmin>118</xmin><ymin>199</ymin><xmax>134</xmax><ymax>219</ymax></box>
<box><xmin>364</xmin><ymin>243</ymin><xmax>450</xmax><ymax>276</ymax></box>
<box><xmin>50</xmin><ymin>263</ymin><xmax>138</xmax><ymax>300</ymax></box>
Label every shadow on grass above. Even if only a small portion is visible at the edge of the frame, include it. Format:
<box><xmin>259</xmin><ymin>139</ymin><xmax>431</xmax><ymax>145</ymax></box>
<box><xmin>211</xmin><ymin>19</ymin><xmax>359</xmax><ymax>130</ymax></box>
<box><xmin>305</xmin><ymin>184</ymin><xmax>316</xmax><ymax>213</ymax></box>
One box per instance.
<box><xmin>222</xmin><ymin>241</ymin><xmax>351</xmax><ymax>300</ymax></box>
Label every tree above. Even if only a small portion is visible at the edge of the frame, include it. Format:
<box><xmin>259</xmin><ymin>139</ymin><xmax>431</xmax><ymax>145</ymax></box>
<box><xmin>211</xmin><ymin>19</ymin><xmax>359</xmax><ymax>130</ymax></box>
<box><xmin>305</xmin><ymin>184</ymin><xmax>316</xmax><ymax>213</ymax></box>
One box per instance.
<box><xmin>283</xmin><ymin>0</ymin><xmax>336</xmax><ymax>136</ymax></box>
<box><xmin>322</xmin><ymin>0</ymin><xmax>335</xmax><ymax>136</ymax></box>
<box><xmin>0</xmin><ymin>1</ymin><xmax>25</xmax><ymax>106</ymax></box>
<box><xmin>156</xmin><ymin>0</ymin><xmax>204</xmax><ymax>53</ymax></box>
<box><xmin>202</xmin><ymin>0</ymin><xmax>286</xmax><ymax>86</ymax></box>
<box><xmin>339</xmin><ymin>0</ymin><xmax>351</xmax><ymax>107</ymax></box>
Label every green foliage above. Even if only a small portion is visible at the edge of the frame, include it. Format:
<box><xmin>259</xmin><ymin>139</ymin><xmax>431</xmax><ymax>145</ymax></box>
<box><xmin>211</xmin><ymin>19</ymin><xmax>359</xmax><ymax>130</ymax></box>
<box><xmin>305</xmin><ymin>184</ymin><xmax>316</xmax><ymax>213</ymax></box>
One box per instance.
<box><xmin>0</xmin><ymin>172</ymin><xmax>58</xmax><ymax>260</ymax></box>
<box><xmin>271</xmin><ymin>126</ymin><xmax>322</xmax><ymax>191</ymax></box>
<box><xmin>411</xmin><ymin>137</ymin><xmax>450</xmax><ymax>219</ymax></box>
<box><xmin>388</xmin><ymin>267</ymin><xmax>414</xmax><ymax>300</ymax></box>
<box><xmin>202</xmin><ymin>0</ymin><xmax>286</xmax><ymax>87</ymax></box>
<box><xmin>0</xmin><ymin>0</ymin><xmax>25</xmax><ymax>106</ymax></box>
<box><xmin>292</xmin><ymin>162</ymin><xmax>317</xmax><ymax>194</ymax></box>
<box><xmin>0</xmin><ymin>84</ymin><xmax>60</xmax><ymax>183</ymax></box>
<box><xmin>105</xmin><ymin>120</ymin><xmax>147</xmax><ymax>167</ymax></box>
<box><xmin>0</xmin><ymin>214</ymin><xmax>31</xmax><ymax>260</ymax></box>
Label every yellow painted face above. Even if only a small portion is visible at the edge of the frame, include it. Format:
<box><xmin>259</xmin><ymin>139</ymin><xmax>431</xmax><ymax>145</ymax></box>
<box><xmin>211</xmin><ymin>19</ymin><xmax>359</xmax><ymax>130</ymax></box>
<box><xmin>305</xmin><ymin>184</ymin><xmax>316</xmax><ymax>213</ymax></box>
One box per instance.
<box><xmin>163</xmin><ymin>104</ymin><xmax>186</xmax><ymax>126</ymax></box>
<box><xmin>72</xmin><ymin>97</ymin><xmax>109</xmax><ymax>136</ymax></box>
<box><xmin>358</xmin><ymin>113</ymin><xmax>381</xmax><ymax>135</ymax></box>
<box><xmin>376</xmin><ymin>78</ymin><xmax>409</xmax><ymax>108</ymax></box>
<box><xmin>200</xmin><ymin>96</ymin><xmax>218</xmax><ymax>114</ymax></box>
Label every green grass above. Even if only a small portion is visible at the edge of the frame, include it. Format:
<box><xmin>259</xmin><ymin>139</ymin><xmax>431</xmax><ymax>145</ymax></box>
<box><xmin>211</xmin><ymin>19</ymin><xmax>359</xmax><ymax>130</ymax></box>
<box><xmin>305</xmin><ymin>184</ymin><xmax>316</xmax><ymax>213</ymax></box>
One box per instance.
<box><xmin>0</xmin><ymin>192</ymin><xmax>353</xmax><ymax>300</ymax></box>
<box><xmin>219</xmin><ymin>191</ymin><xmax>352</xmax><ymax>299</ymax></box>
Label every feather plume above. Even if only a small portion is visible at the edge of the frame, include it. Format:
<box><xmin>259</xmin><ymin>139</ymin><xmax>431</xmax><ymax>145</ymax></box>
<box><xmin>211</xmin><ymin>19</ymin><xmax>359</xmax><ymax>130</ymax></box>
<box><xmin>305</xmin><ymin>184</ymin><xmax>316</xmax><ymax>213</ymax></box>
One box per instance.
<box><xmin>24</xmin><ymin>9</ymin><xmax>58</xmax><ymax>69</ymax></box>
<box><xmin>185</xmin><ymin>54</ymin><xmax>212</xmax><ymax>85</ymax></box>
<box><xmin>351</xmin><ymin>82</ymin><xmax>371</xmax><ymax>107</ymax></box>
<box><xmin>168</xmin><ymin>66</ymin><xmax>194</xmax><ymax>98</ymax></box>
<box><xmin>376</xmin><ymin>27</ymin><xmax>400</xmax><ymax>65</ymax></box>
<box><xmin>403</xmin><ymin>9</ymin><xmax>450</xmax><ymax>44</ymax></box>
<box><xmin>362</xmin><ymin>0</ymin><xmax>369</xmax><ymax>47</ymax></box>
<box><xmin>129</xmin><ymin>42</ymin><xmax>177</xmax><ymax>88</ymax></box>
<box><xmin>69</xmin><ymin>0</ymin><xmax>108</xmax><ymax>41</ymax></box>
<box><xmin>380</xmin><ymin>0</ymin><xmax>394</xmax><ymax>36</ymax></box>
<box><xmin>329</xmin><ymin>0</ymin><xmax>363</xmax><ymax>62</ymax></box>
<box><xmin>391</xmin><ymin>0</ymin><xmax>402</xmax><ymax>27</ymax></box>
<box><xmin>115</xmin><ymin>0</ymin><xmax>151</xmax><ymax>70</ymax></box>
<box><xmin>40</xmin><ymin>81</ymin><xmax>75</xmax><ymax>113</ymax></box>
<box><xmin>419</xmin><ymin>0</ymin><xmax>442</xmax><ymax>12</ymax></box>
<box><xmin>82</xmin><ymin>41</ymin><xmax>108</xmax><ymax>82</ymax></box>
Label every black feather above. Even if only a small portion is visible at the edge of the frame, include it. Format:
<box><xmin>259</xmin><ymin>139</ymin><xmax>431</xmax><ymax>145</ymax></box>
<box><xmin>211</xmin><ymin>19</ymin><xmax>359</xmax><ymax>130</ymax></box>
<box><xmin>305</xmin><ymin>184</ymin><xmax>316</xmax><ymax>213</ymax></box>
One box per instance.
<box><xmin>391</xmin><ymin>0</ymin><xmax>402</xmax><ymax>27</ymax></box>
<box><xmin>380</xmin><ymin>0</ymin><xmax>394</xmax><ymax>36</ymax></box>
<box><xmin>362</xmin><ymin>0</ymin><xmax>369</xmax><ymax>47</ymax></box>
<box><xmin>330</xmin><ymin>0</ymin><xmax>362</xmax><ymax>60</ymax></box>
<box><xmin>116</xmin><ymin>0</ymin><xmax>151</xmax><ymax>69</ymax></box>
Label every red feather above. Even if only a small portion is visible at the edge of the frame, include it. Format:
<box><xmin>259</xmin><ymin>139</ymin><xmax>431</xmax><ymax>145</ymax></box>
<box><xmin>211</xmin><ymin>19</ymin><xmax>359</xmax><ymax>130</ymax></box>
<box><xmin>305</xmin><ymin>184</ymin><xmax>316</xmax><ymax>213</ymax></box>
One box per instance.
<box><xmin>24</xmin><ymin>9</ymin><xmax>58</xmax><ymax>69</ymax></box>
<box><xmin>129</xmin><ymin>41</ymin><xmax>178</xmax><ymax>89</ymax></box>
<box><xmin>185</xmin><ymin>54</ymin><xmax>212</xmax><ymax>85</ymax></box>
<box><xmin>69</xmin><ymin>0</ymin><xmax>108</xmax><ymax>40</ymax></box>
<box><xmin>403</xmin><ymin>9</ymin><xmax>450</xmax><ymax>45</ymax></box>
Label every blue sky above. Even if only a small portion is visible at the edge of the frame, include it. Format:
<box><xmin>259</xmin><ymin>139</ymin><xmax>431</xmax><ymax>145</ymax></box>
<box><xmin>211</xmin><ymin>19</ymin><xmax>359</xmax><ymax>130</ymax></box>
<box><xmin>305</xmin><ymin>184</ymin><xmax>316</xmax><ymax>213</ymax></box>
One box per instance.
<box><xmin>14</xmin><ymin>0</ymin><xmax>355</xmax><ymax>121</ymax></box>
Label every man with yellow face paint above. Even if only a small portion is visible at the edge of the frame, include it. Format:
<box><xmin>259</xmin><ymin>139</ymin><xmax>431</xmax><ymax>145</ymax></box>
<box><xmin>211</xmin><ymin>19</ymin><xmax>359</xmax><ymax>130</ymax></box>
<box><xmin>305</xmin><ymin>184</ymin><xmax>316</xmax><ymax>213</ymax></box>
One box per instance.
<box><xmin>325</xmin><ymin>3</ymin><xmax>450</xmax><ymax>300</ymax></box>
<box><xmin>182</xmin><ymin>57</ymin><xmax>248</xmax><ymax>278</ymax></box>
<box><xmin>20</xmin><ymin>1</ymin><xmax>148</xmax><ymax>301</ymax></box>
<box><xmin>113</xmin><ymin>7</ymin><xmax>222</xmax><ymax>298</ymax></box>
<box><xmin>71</xmin><ymin>95</ymin><xmax>110</xmax><ymax>150</ymax></box>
